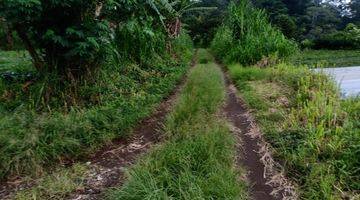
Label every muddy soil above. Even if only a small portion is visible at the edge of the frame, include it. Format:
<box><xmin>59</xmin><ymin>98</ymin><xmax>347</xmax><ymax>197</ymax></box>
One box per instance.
<box><xmin>222</xmin><ymin>68</ymin><xmax>297</xmax><ymax>200</ymax></box>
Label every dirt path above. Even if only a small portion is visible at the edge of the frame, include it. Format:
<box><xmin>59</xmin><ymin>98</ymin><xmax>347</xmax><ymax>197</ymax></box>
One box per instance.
<box><xmin>0</xmin><ymin>52</ymin><xmax>198</xmax><ymax>200</ymax></box>
<box><xmin>222</xmin><ymin>68</ymin><xmax>297</xmax><ymax>200</ymax></box>
<box><xmin>68</xmin><ymin>86</ymin><xmax>180</xmax><ymax>200</ymax></box>
<box><xmin>223</xmin><ymin>74</ymin><xmax>275</xmax><ymax>200</ymax></box>
<box><xmin>68</xmin><ymin>55</ymin><xmax>198</xmax><ymax>200</ymax></box>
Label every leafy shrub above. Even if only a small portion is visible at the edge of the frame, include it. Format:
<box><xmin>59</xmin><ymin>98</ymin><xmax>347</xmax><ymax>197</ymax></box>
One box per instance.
<box><xmin>210</xmin><ymin>26</ymin><xmax>233</xmax><ymax>61</ymax></box>
<box><xmin>0</xmin><ymin>21</ymin><xmax>23</xmax><ymax>50</ymax></box>
<box><xmin>0</xmin><ymin>0</ymin><xmax>111</xmax><ymax>77</ymax></box>
<box><xmin>114</xmin><ymin>17</ymin><xmax>166</xmax><ymax>64</ymax></box>
<box><xmin>211</xmin><ymin>0</ymin><xmax>297</xmax><ymax>65</ymax></box>
<box><xmin>300</xmin><ymin>39</ymin><xmax>314</xmax><ymax>49</ymax></box>
<box><xmin>273</xmin><ymin>14</ymin><xmax>297</xmax><ymax>39</ymax></box>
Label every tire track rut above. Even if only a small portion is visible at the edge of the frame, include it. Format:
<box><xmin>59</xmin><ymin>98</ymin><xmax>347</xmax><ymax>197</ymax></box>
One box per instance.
<box><xmin>222</xmin><ymin>67</ymin><xmax>297</xmax><ymax>200</ymax></box>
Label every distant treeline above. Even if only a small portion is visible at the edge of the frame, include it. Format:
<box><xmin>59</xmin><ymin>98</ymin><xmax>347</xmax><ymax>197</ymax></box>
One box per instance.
<box><xmin>183</xmin><ymin>0</ymin><xmax>360</xmax><ymax>49</ymax></box>
<box><xmin>251</xmin><ymin>0</ymin><xmax>360</xmax><ymax>49</ymax></box>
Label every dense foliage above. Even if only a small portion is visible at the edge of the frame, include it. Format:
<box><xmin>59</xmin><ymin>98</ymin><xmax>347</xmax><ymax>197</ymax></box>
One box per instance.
<box><xmin>313</xmin><ymin>23</ymin><xmax>360</xmax><ymax>49</ymax></box>
<box><xmin>0</xmin><ymin>33</ymin><xmax>193</xmax><ymax>180</ymax></box>
<box><xmin>0</xmin><ymin>0</ymin><xmax>198</xmax><ymax>109</ymax></box>
<box><xmin>252</xmin><ymin>0</ymin><xmax>360</xmax><ymax>49</ymax></box>
<box><xmin>0</xmin><ymin>0</ymin><xmax>111</xmax><ymax>76</ymax></box>
<box><xmin>183</xmin><ymin>0</ymin><xmax>230</xmax><ymax>46</ymax></box>
<box><xmin>211</xmin><ymin>0</ymin><xmax>297</xmax><ymax>65</ymax></box>
<box><xmin>0</xmin><ymin>19</ymin><xmax>23</xmax><ymax>50</ymax></box>
<box><xmin>0</xmin><ymin>0</ymin><xmax>195</xmax><ymax>180</ymax></box>
<box><xmin>252</xmin><ymin>0</ymin><xmax>359</xmax><ymax>37</ymax></box>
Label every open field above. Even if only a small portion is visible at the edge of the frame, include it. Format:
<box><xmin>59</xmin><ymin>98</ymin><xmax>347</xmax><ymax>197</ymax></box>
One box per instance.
<box><xmin>290</xmin><ymin>49</ymin><xmax>360</xmax><ymax>67</ymax></box>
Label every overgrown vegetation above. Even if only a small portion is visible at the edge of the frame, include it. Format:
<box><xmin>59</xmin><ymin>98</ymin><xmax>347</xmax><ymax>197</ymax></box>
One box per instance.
<box><xmin>0</xmin><ymin>0</ymin><xmax>359</xmax><ymax>198</ymax></box>
<box><xmin>0</xmin><ymin>0</ymin><xmax>111</xmax><ymax>77</ymax></box>
<box><xmin>0</xmin><ymin>0</ymin><xmax>195</xmax><ymax>181</ymax></box>
<box><xmin>0</xmin><ymin>51</ymin><xmax>32</xmax><ymax>73</ymax></box>
<box><xmin>0</xmin><ymin>0</ymin><xmax>201</xmax><ymax>108</ymax></box>
<box><xmin>211</xmin><ymin>1</ymin><xmax>360</xmax><ymax>198</ymax></box>
<box><xmin>311</xmin><ymin>23</ymin><xmax>360</xmax><ymax>50</ymax></box>
<box><xmin>107</xmin><ymin>50</ymin><xmax>247</xmax><ymax>199</ymax></box>
<box><xmin>252</xmin><ymin>0</ymin><xmax>360</xmax><ymax>44</ymax></box>
<box><xmin>210</xmin><ymin>0</ymin><xmax>297</xmax><ymax>65</ymax></box>
<box><xmin>0</xmin><ymin>34</ymin><xmax>192</xmax><ymax>180</ymax></box>
<box><xmin>0</xmin><ymin>19</ymin><xmax>23</xmax><ymax>50</ymax></box>
<box><xmin>290</xmin><ymin>49</ymin><xmax>360</xmax><ymax>67</ymax></box>
<box><xmin>227</xmin><ymin>64</ymin><xmax>360</xmax><ymax>199</ymax></box>
<box><xmin>14</xmin><ymin>164</ymin><xmax>88</xmax><ymax>200</ymax></box>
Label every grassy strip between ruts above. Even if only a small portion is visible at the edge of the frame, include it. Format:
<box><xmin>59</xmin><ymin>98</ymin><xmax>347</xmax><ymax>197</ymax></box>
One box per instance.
<box><xmin>227</xmin><ymin>63</ymin><xmax>360</xmax><ymax>199</ymax></box>
<box><xmin>106</xmin><ymin>49</ymin><xmax>247</xmax><ymax>200</ymax></box>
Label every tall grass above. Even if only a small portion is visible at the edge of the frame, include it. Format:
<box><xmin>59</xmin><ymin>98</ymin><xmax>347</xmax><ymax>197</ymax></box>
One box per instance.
<box><xmin>0</xmin><ymin>33</ymin><xmax>193</xmax><ymax>180</ymax></box>
<box><xmin>211</xmin><ymin>0</ymin><xmax>297</xmax><ymax>65</ymax></box>
<box><xmin>0</xmin><ymin>51</ymin><xmax>32</xmax><ymax>73</ymax></box>
<box><xmin>228</xmin><ymin>63</ymin><xmax>360</xmax><ymax>199</ymax></box>
<box><xmin>106</xmin><ymin>49</ymin><xmax>247</xmax><ymax>199</ymax></box>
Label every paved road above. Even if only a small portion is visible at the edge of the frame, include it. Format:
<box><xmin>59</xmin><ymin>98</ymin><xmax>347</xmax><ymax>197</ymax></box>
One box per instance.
<box><xmin>317</xmin><ymin>66</ymin><xmax>360</xmax><ymax>97</ymax></box>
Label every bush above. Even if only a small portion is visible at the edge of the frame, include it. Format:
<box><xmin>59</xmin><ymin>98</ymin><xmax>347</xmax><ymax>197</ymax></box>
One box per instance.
<box><xmin>273</xmin><ymin>14</ymin><xmax>297</xmax><ymax>39</ymax></box>
<box><xmin>0</xmin><ymin>0</ymin><xmax>111</xmax><ymax>77</ymax></box>
<box><xmin>114</xmin><ymin>17</ymin><xmax>166</xmax><ymax>64</ymax></box>
<box><xmin>211</xmin><ymin>0</ymin><xmax>297</xmax><ymax>65</ymax></box>
<box><xmin>0</xmin><ymin>21</ymin><xmax>23</xmax><ymax>50</ymax></box>
<box><xmin>300</xmin><ymin>39</ymin><xmax>314</xmax><ymax>49</ymax></box>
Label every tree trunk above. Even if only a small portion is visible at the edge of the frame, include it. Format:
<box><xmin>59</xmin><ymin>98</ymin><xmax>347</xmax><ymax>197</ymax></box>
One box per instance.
<box><xmin>167</xmin><ymin>18</ymin><xmax>182</xmax><ymax>38</ymax></box>
<box><xmin>14</xmin><ymin>25</ymin><xmax>44</xmax><ymax>71</ymax></box>
<box><xmin>5</xmin><ymin>26</ymin><xmax>13</xmax><ymax>50</ymax></box>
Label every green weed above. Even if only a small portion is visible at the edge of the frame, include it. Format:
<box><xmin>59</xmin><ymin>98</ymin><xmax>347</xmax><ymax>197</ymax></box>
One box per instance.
<box><xmin>107</xmin><ymin>50</ymin><xmax>247</xmax><ymax>200</ymax></box>
<box><xmin>228</xmin><ymin>63</ymin><xmax>359</xmax><ymax>199</ymax></box>
<box><xmin>0</xmin><ymin>34</ymin><xmax>193</xmax><ymax>180</ymax></box>
<box><xmin>211</xmin><ymin>0</ymin><xmax>297</xmax><ymax>65</ymax></box>
<box><xmin>290</xmin><ymin>49</ymin><xmax>360</xmax><ymax>67</ymax></box>
<box><xmin>0</xmin><ymin>51</ymin><xmax>33</xmax><ymax>73</ymax></box>
<box><xmin>14</xmin><ymin>164</ymin><xmax>88</xmax><ymax>200</ymax></box>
